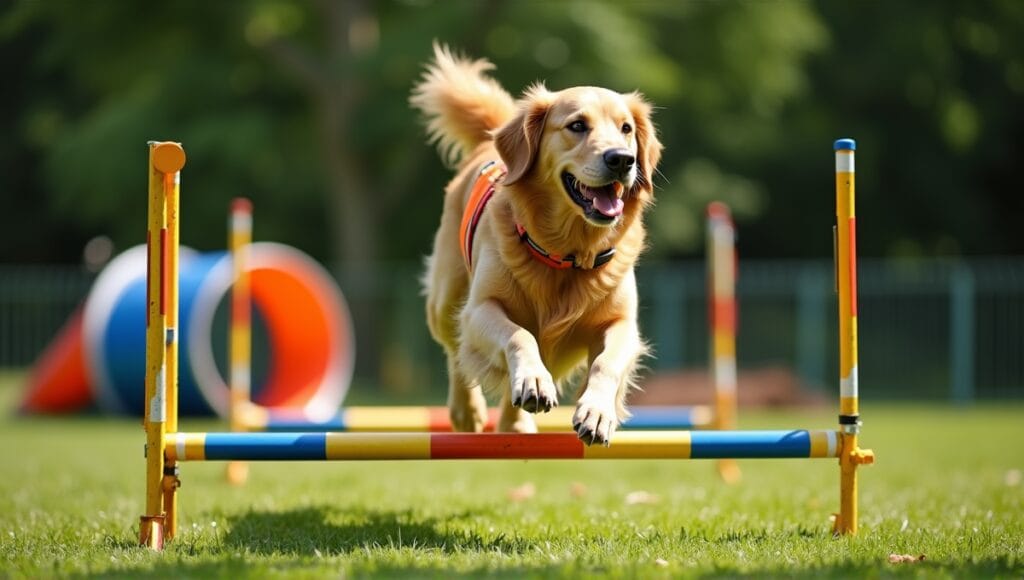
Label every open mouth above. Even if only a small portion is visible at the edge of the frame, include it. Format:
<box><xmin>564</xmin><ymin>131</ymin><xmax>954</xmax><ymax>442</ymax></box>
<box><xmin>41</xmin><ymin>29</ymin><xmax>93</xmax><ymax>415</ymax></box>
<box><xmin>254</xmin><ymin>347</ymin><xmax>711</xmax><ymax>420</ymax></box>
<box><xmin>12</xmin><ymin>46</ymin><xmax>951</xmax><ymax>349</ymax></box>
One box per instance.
<box><xmin>561</xmin><ymin>172</ymin><xmax>625</xmax><ymax>224</ymax></box>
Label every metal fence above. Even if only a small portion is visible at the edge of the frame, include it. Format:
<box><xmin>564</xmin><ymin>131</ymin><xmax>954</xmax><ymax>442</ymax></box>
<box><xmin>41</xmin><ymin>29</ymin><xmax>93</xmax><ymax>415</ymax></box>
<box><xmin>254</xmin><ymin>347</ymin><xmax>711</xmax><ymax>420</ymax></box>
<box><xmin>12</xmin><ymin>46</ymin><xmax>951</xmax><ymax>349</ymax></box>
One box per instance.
<box><xmin>2</xmin><ymin>258</ymin><xmax>1022</xmax><ymax>401</ymax></box>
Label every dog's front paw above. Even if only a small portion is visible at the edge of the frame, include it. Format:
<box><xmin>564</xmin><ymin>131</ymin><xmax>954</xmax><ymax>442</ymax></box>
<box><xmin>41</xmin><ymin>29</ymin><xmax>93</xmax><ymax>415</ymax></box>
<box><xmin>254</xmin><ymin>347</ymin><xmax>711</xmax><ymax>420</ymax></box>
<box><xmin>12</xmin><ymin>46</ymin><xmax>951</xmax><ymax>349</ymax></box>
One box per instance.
<box><xmin>510</xmin><ymin>364</ymin><xmax>558</xmax><ymax>414</ymax></box>
<box><xmin>572</xmin><ymin>394</ymin><xmax>619</xmax><ymax>446</ymax></box>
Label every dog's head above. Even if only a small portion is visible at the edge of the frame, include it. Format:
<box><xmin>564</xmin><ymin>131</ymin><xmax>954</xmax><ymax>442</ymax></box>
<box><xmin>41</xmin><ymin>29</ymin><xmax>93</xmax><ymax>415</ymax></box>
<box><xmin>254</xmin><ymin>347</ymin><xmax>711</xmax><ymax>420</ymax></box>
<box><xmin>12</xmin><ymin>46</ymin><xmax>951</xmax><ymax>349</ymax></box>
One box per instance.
<box><xmin>494</xmin><ymin>84</ymin><xmax>662</xmax><ymax>228</ymax></box>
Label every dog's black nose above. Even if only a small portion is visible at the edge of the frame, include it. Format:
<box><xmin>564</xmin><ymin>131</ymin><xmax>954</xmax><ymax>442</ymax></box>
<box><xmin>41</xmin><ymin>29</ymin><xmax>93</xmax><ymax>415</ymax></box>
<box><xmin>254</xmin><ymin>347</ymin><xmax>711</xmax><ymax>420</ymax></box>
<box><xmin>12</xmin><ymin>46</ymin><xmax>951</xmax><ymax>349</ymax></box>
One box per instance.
<box><xmin>603</xmin><ymin>149</ymin><xmax>635</xmax><ymax>176</ymax></box>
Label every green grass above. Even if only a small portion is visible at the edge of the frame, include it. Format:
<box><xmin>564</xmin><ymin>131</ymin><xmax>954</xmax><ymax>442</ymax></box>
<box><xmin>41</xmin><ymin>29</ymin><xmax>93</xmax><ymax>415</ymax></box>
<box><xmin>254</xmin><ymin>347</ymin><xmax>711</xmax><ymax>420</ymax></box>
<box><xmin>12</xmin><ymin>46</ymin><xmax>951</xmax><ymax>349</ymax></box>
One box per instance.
<box><xmin>0</xmin><ymin>371</ymin><xmax>1021</xmax><ymax>578</ymax></box>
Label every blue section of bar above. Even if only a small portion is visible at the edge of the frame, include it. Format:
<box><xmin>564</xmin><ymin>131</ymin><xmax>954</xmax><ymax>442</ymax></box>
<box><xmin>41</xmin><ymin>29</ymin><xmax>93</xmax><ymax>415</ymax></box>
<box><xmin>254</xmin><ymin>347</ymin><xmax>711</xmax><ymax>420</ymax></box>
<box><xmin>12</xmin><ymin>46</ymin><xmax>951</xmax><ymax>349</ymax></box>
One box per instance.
<box><xmin>265</xmin><ymin>411</ymin><xmax>346</xmax><ymax>431</ymax></box>
<box><xmin>622</xmin><ymin>407</ymin><xmax>698</xmax><ymax>429</ymax></box>
<box><xmin>204</xmin><ymin>432</ymin><xmax>327</xmax><ymax>460</ymax></box>
<box><xmin>690</xmin><ymin>430</ymin><xmax>811</xmax><ymax>458</ymax></box>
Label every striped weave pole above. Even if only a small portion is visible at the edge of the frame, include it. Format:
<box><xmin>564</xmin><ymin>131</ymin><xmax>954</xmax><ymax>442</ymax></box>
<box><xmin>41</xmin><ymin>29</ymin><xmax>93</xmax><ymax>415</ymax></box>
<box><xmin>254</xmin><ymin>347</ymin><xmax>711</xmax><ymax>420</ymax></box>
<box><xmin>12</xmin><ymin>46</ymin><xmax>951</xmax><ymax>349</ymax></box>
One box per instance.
<box><xmin>706</xmin><ymin>202</ymin><xmax>741</xmax><ymax>483</ymax></box>
<box><xmin>140</xmin><ymin>141</ymin><xmax>186</xmax><ymax>550</ymax></box>
<box><xmin>833</xmin><ymin>138</ymin><xmax>874</xmax><ymax>536</ymax></box>
<box><xmin>227</xmin><ymin>198</ymin><xmax>254</xmax><ymax>485</ymax></box>
<box><xmin>167</xmin><ymin>430</ymin><xmax>841</xmax><ymax>462</ymax></box>
<box><xmin>247</xmin><ymin>405</ymin><xmax>714</xmax><ymax>432</ymax></box>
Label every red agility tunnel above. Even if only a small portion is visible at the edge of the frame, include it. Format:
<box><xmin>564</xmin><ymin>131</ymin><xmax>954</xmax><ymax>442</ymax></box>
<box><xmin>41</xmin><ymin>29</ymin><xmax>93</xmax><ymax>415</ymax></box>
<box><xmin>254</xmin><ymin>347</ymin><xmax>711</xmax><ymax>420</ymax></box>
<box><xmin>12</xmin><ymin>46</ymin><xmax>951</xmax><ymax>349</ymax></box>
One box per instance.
<box><xmin>22</xmin><ymin>243</ymin><xmax>354</xmax><ymax>417</ymax></box>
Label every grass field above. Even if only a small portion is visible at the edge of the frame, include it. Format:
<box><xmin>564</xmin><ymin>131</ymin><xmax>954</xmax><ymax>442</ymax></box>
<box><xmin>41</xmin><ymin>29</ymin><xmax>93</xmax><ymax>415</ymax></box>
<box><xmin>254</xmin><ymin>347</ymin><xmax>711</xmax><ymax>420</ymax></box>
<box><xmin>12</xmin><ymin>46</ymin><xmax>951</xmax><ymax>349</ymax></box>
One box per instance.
<box><xmin>0</xmin><ymin>371</ymin><xmax>1021</xmax><ymax>578</ymax></box>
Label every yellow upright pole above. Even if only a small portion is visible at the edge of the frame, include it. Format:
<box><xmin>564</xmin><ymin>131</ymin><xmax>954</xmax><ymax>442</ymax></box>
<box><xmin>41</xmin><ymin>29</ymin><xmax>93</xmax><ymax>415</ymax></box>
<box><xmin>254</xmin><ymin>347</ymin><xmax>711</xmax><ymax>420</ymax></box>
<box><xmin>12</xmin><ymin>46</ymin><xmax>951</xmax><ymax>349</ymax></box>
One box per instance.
<box><xmin>707</xmin><ymin>202</ymin><xmax>740</xmax><ymax>484</ymax></box>
<box><xmin>227</xmin><ymin>198</ymin><xmax>253</xmax><ymax>485</ymax></box>
<box><xmin>140</xmin><ymin>141</ymin><xmax>185</xmax><ymax>549</ymax></box>
<box><xmin>833</xmin><ymin>138</ymin><xmax>874</xmax><ymax>536</ymax></box>
<box><xmin>161</xmin><ymin>147</ymin><xmax>183</xmax><ymax>540</ymax></box>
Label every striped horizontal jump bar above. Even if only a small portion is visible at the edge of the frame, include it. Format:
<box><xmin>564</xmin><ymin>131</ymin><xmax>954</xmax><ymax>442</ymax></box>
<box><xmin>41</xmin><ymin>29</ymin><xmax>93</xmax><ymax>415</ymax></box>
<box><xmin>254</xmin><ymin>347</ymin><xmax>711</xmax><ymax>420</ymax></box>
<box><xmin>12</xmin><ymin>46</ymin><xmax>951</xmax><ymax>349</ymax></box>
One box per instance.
<box><xmin>167</xmin><ymin>430</ymin><xmax>840</xmax><ymax>462</ymax></box>
<box><xmin>259</xmin><ymin>405</ymin><xmax>712</xmax><ymax>432</ymax></box>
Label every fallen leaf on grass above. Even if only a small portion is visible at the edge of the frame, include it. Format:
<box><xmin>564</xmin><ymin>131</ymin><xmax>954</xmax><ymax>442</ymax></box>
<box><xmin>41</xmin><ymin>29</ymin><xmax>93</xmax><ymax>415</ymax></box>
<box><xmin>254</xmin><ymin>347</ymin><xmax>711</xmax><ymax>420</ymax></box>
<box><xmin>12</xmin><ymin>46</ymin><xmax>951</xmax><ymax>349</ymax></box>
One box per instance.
<box><xmin>1005</xmin><ymin>469</ymin><xmax>1021</xmax><ymax>487</ymax></box>
<box><xmin>888</xmin><ymin>554</ymin><xmax>926</xmax><ymax>563</ymax></box>
<box><xmin>569</xmin><ymin>482</ymin><xmax>588</xmax><ymax>498</ymax></box>
<box><xmin>624</xmin><ymin>490</ymin><xmax>660</xmax><ymax>505</ymax></box>
<box><xmin>507</xmin><ymin>482</ymin><xmax>536</xmax><ymax>502</ymax></box>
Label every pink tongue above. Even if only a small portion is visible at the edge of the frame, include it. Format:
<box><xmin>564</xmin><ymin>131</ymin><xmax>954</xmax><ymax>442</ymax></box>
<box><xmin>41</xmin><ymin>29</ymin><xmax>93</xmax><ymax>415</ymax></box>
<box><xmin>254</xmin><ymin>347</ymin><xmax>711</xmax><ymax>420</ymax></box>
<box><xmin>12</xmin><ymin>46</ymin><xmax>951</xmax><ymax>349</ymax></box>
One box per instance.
<box><xmin>592</xmin><ymin>192</ymin><xmax>624</xmax><ymax>217</ymax></box>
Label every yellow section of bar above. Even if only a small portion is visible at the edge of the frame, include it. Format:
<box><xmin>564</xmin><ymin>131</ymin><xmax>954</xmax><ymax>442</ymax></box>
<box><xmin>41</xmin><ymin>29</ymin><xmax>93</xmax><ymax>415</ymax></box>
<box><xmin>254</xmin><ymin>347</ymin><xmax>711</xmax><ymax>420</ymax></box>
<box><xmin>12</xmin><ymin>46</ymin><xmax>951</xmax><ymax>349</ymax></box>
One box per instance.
<box><xmin>809</xmin><ymin>430</ymin><xmax>832</xmax><ymax>458</ymax></box>
<box><xmin>325</xmin><ymin>433</ymin><xmax>431</xmax><ymax>459</ymax></box>
<box><xmin>584</xmin><ymin>431</ymin><xmax>692</xmax><ymax>459</ymax></box>
<box><xmin>342</xmin><ymin>407</ymin><xmax>433</xmax><ymax>431</ymax></box>
<box><xmin>533</xmin><ymin>409</ymin><xmax>574</xmax><ymax>430</ymax></box>
<box><xmin>164</xmin><ymin>432</ymin><xmax>208</xmax><ymax>462</ymax></box>
<box><xmin>840</xmin><ymin>396</ymin><xmax>858</xmax><ymax>416</ymax></box>
<box><xmin>713</xmin><ymin>331</ymin><xmax>736</xmax><ymax>358</ymax></box>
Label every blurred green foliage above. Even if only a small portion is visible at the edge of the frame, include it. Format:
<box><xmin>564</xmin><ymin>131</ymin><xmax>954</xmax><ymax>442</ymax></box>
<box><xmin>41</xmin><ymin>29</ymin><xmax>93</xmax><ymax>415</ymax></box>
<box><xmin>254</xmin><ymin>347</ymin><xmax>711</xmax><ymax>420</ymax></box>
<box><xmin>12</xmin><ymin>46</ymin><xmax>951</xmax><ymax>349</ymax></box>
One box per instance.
<box><xmin>2</xmin><ymin>0</ymin><xmax>1022</xmax><ymax>265</ymax></box>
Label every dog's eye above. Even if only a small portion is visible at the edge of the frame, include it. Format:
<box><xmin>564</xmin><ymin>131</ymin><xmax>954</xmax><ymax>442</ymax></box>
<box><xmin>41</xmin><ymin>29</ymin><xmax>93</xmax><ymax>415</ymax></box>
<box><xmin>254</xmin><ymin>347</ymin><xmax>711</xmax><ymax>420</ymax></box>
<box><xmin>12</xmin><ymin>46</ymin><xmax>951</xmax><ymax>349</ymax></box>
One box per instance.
<box><xmin>622</xmin><ymin>122</ymin><xmax>633</xmax><ymax>134</ymax></box>
<box><xmin>567</xmin><ymin>120</ymin><xmax>588</xmax><ymax>133</ymax></box>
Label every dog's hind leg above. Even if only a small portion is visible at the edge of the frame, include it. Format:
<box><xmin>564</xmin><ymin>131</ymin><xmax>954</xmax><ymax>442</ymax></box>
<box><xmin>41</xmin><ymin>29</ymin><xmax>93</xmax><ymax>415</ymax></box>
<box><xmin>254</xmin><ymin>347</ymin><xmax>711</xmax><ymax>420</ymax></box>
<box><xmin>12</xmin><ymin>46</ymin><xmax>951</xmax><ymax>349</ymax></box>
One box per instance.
<box><xmin>446</xmin><ymin>355</ymin><xmax>488</xmax><ymax>432</ymax></box>
<box><xmin>497</xmin><ymin>389</ymin><xmax>537</xmax><ymax>433</ymax></box>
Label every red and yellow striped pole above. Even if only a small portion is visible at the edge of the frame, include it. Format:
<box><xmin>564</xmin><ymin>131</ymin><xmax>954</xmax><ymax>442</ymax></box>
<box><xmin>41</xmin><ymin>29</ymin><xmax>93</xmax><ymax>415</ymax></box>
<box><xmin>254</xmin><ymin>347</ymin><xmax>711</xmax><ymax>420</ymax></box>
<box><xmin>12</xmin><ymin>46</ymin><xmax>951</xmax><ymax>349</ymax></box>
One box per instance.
<box><xmin>707</xmin><ymin>202</ymin><xmax>741</xmax><ymax>484</ymax></box>
<box><xmin>227</xmin><ymin>198</ymin><xmax>253</xmax><ymax>485</ymax></box>
<box><xmin>140</xmin><ymin>141</ymin><xmax>185</xmax><ymax>549</ymax></box>
<box><xmin>832</xmin><ymin>138</ymin><xmax>874</xmax><ymax>536</ymax></box>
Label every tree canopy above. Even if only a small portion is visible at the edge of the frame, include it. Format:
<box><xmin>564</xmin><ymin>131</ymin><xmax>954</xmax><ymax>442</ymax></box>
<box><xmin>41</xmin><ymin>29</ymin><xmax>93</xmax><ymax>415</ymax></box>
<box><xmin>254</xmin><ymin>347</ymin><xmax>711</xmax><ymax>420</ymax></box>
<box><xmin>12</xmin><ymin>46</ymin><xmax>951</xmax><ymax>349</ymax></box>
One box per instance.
<box><xmin>2</xmin><ymin>0</ymin><xmax>1022</xmax><ymax>265</ymax></box>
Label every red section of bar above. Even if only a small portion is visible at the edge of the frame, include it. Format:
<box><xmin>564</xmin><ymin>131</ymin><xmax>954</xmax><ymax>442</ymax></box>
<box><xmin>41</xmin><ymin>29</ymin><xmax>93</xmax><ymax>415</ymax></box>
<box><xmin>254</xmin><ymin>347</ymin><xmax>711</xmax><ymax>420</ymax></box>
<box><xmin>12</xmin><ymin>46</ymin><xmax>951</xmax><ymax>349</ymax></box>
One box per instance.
<box><xmin>430</xmin><ymin>433</ymin><xmax>585</xmax><ymax>459</ymax></box>
<box><xmin>426</xmin><ymin>408</ymin><xmax>502</xmax><ymax>432</ymax></box>
<box><xmin>427</xmin><ymin>407</ymin><xmax>454</xmax><ymax>432</ymax></box>
<box><xmin>849</xmin><ymin>217</ymin><xmax>858</xmax><ymax>317</ymax></box>
<box><xmin>145</xmin><ymin>231</ymin><xmax>151</xmax><ymax>327</ymax></box>
<box><xmin>231</xmin><ymin>278</ymin><xmax>250</xmax><ymax>326</ymax></box>
<box><xmin>712</xmin><ymin>297</ymin><xmax>736</xmax><ymax>334</ymax></box>
<box><xmin>159</xmin><ymin>228</ymin><xmax>167</xmax><ymax>316</ymax></box>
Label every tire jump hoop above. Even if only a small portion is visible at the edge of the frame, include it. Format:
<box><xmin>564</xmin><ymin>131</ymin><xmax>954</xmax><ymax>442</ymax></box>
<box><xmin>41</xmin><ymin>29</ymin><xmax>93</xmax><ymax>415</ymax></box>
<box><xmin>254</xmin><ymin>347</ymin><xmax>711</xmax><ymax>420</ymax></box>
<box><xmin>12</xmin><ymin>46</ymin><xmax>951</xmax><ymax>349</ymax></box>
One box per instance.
<box><xmin>138</xmin><ymin>140</ymin><xmax>874</xmax><ymax>550</ymax></box>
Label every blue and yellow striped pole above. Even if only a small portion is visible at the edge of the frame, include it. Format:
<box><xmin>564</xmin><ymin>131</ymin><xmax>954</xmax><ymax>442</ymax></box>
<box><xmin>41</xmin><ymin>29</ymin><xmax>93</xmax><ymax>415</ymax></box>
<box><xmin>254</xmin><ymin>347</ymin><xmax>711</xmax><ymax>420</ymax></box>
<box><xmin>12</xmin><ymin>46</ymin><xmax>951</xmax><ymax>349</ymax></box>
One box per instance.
<box><xmin>167</xmin><ymin>430</ymin><xmax>841</xmax><ymax>462</ymax></box>
<box><xmin>227</xmin><ymin>198</ymin><xmax>253</xmax><ymax>485</ymax></box>
<box><xmin>833</xmin><ymin>138</ymin><xmax>874</xmax><ymax>536</ymax></box>
<box><xmin>707</xmin><ymin>202</ymin><xmax>741</xmax><ymax>484</ymax></box>
<box><xmin>140</xmin><ymin>141</ymin><xmax>185</xmax><ymax>550</ymax></box>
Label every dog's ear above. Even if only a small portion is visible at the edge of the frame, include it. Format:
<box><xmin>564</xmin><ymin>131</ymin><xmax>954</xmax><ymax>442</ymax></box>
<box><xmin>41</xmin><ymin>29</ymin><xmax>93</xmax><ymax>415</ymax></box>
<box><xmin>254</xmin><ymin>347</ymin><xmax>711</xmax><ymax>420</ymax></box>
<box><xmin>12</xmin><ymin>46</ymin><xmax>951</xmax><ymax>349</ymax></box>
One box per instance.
<box><xmin>493</xmin><ymin>84</ymin><xmax>553</xmax><ymax>185</ymax></box>
<box><xmin>625</xmin><ymin>92</ymin><xmax>663</xmax><ymax>201</ymax></box>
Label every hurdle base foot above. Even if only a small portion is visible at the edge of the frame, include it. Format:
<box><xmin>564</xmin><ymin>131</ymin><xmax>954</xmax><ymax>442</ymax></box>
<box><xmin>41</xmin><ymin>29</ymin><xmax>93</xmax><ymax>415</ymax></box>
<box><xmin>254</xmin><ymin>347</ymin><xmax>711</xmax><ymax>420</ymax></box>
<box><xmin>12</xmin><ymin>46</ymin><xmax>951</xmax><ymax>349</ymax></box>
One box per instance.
<box><xmin>139</xmin><ymin>515</ymin><xmax>165</xmax><ymax>550</ymax></box>
<box><xmin>717</xmin><ymin>459</ymin><xmax>741</xmax><ymax>484</ymax></box>
<box><xmin>226</xmin><ymin>461</ymin><xmax>249</xmax><ymax>486</ymax></box>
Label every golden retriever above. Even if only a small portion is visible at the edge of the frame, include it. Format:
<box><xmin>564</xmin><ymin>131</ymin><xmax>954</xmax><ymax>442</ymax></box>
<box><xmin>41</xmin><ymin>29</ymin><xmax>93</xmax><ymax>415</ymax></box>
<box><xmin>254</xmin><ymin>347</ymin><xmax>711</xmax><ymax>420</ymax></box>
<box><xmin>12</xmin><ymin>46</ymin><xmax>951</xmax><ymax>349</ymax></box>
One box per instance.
<box><xmin>411</xmin><ymin>44</ymin><xmax>662</xmax><ymax>445</ymax></box>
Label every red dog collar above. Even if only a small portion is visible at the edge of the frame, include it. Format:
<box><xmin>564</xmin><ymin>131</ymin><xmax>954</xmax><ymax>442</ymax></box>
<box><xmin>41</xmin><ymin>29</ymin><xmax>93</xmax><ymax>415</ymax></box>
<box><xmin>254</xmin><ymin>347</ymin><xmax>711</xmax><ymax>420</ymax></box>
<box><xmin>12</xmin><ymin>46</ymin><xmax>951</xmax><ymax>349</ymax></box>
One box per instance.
<box><xmin>460</xmin><ymin>161</ymin><xmax>615</xmax><ymax>272</ymax></box>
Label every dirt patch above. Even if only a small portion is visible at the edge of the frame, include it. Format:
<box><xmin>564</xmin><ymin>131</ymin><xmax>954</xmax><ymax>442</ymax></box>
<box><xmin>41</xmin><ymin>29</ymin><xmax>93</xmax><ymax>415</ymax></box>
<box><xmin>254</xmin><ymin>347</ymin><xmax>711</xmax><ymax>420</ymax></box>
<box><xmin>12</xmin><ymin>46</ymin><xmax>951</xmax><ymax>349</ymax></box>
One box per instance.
<box><xmin>633</xmin><ymin>366</ymin><xmax>828</xmax><ymax>407</ymax></box>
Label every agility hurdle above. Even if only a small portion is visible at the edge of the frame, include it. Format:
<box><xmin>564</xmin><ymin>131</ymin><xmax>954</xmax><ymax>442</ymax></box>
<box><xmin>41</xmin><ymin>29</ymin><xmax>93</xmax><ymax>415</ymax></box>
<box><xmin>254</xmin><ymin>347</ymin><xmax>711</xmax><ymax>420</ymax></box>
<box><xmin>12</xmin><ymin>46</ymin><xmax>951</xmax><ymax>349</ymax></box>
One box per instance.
<box><xmin>224</xmin><ymin>198</ymin><xmax>723</xmax><ymax>434</ymax></box>
<box><xmin>139</xmin><ymin>139</ymin><xmax>873</xmax><ymax>549</ymax></box>
<box><xmin>223</xmin><ymin>196</ymin><xmax>732</xmax><ymax>485</ymax></box>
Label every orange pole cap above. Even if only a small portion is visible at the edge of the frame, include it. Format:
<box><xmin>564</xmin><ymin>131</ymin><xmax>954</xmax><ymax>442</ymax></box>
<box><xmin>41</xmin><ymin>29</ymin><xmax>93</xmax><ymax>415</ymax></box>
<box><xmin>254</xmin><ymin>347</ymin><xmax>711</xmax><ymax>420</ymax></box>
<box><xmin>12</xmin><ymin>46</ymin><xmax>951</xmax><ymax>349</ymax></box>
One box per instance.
<box><xmin>152</xmin><ymin>142</ymin><xmax>186</xmax><ymax>174</ymax></box>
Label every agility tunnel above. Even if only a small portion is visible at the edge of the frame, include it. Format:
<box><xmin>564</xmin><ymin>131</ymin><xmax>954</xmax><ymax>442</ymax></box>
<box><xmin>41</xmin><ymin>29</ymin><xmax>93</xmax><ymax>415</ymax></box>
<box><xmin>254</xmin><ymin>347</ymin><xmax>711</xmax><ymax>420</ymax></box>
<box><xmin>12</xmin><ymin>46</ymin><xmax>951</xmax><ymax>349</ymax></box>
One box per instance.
<box><xmin>21</xmin><ymin>242</ymin><xmax>354</xmax><ymax>418</ymax></box>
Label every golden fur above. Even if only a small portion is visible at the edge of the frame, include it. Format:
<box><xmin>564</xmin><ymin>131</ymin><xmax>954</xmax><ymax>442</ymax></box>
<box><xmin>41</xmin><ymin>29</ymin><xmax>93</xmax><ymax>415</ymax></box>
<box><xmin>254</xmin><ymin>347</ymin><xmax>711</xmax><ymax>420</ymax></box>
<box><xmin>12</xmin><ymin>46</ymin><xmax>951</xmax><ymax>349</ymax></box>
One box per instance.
<box><xmin>411</xmin><ymin>44</ymin><xmax>662</xmax><ymax>444</ymax></box>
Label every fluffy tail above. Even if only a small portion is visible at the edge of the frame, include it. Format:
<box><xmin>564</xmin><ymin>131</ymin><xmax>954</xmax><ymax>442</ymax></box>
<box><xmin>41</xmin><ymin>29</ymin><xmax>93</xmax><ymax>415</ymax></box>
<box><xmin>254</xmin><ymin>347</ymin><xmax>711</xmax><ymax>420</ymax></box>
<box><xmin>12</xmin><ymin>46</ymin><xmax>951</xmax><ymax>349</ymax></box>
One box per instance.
<box><xmin>410</xmin><ymin>43</ymin><xmax>516</xmax><ymax>167</ymax></box>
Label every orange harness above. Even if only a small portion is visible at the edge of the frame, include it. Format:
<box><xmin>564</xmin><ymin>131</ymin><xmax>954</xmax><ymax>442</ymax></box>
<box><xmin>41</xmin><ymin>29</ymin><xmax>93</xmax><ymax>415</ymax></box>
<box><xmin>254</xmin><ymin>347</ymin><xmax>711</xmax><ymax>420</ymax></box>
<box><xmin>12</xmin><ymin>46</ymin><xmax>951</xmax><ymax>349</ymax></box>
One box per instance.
<box><xmin>459</xmin><ymin>161</ymin><xmax>616</xmax><ymax>272</ymax></box>
<box><xmin>459</xmin><ymin>161</ymin><xmax>507</xmax><ymax>271</ymax></box>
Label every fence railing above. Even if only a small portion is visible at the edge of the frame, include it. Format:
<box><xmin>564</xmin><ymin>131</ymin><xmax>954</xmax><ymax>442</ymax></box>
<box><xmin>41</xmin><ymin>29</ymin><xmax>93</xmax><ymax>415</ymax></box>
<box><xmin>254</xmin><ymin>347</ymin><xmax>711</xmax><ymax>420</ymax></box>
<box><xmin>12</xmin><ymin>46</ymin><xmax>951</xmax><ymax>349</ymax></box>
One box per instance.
<box><xmin>2</xmin><ymin>258</ymin><xmax>1022</xmax><ymax>401</ymax></box>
